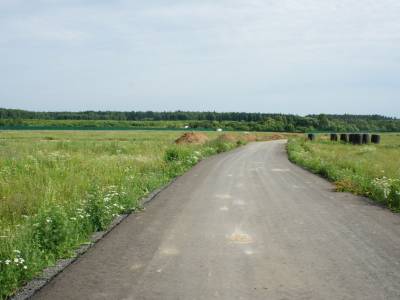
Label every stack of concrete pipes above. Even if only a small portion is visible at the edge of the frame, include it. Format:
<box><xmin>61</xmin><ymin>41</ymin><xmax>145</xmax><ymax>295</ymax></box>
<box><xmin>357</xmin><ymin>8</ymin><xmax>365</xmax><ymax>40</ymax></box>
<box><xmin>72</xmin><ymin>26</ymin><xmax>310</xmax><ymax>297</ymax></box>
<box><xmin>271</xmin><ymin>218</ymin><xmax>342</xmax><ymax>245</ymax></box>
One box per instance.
<box><xmin>307</xmin><ymin>133</ymin><xmax>381</xmax><ymax>144</ymax></box>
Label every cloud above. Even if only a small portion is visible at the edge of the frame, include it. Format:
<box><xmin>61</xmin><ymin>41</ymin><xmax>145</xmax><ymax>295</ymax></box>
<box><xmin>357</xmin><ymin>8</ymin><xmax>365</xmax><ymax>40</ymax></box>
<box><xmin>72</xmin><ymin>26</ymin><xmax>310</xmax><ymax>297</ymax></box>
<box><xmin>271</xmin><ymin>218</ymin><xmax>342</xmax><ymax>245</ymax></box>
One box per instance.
<box><xmin>2</xmin><ymin>1</ymin><xmax>400</xmax><ymax>50</ymax></box>
<box><xmin>0</xmin><ymin>0</ymin><xmax>399</xmax><ymax>115</ymax></box>
<box><xmin>6</xmin><ymin>17</ymin><xmax>86</xmax><ymax>42</ymax></box>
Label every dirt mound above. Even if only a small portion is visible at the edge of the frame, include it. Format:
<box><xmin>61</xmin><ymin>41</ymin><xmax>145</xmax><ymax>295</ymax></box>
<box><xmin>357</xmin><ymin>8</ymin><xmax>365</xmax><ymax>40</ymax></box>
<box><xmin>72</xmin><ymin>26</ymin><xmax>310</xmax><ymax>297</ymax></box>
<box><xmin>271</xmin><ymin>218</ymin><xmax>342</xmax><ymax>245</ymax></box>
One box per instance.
<box><xmin>270</xmin><ymin>134</ymin><xmax>285</xmax><ymax>140</ymax></box>
<box><xmin>243</xmin><ymin>134</ymin><xmax>257</xmax><ymax>142</ymax></box>
<box><xmin>254</xmin><ymin>133</ymin><xmax>286</xmax><ymax>142</ymax></box>
<box><xmin>217</xmin><ymin>133</ymin><xmax>258</xmax><ymax>143</ymax></box>
<box><xmin>175</xmin><ymin>132</ymin><xmax>209</xmax><ymax>144</ymax></box>
<box><xmin>217</xmin><ymin>133</ymin><xmax>238</xmax><ymax>142</ymax></box>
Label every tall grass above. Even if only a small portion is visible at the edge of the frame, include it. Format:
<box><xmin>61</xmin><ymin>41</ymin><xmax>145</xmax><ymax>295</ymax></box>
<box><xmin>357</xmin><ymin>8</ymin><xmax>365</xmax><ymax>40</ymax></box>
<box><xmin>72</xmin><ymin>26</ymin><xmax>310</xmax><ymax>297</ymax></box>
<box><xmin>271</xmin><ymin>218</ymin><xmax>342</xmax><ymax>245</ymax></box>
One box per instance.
<box><xmin>287</xmin><ymin>134</ymin><xmax>400</xmax><ymax>211</ymax></box>
<box><xmin>0</xmin><ymin>130</ymin><xmax>247</xmax><ymax>299</ymax></box>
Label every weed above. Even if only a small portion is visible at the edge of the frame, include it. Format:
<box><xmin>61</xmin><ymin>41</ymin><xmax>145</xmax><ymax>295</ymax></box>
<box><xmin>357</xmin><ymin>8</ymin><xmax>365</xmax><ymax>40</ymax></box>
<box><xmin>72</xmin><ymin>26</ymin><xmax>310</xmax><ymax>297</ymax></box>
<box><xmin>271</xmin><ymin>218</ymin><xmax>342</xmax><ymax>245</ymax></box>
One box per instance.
<box><xmin>287</xmin><ymin>135</ymin><xmax>400</xmax><ymax>212</ymax></box>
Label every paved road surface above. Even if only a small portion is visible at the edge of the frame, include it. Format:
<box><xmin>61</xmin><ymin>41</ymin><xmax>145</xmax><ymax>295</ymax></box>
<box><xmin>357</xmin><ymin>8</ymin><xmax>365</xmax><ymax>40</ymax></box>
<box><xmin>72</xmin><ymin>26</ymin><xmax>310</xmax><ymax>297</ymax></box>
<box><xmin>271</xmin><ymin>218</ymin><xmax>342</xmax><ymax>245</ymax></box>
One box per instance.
<box><xmin>33</xmin><ymin>141</ymin><xmax>400</xmax><ymax>300</ymax></box>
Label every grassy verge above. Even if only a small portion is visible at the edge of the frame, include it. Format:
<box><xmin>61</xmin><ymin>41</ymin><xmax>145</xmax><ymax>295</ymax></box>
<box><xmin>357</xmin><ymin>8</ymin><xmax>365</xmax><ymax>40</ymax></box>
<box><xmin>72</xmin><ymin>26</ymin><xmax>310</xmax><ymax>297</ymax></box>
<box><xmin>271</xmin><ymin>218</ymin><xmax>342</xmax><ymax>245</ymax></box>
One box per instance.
<box><xmin>287</xmin><ymin>134</ymin><xmax>400</xmax><ymax>212</ymax></box>
<box><xmin>0</xmin><ymin>130</ymin><xmax>255</xmax><ymax>299</ymax></box>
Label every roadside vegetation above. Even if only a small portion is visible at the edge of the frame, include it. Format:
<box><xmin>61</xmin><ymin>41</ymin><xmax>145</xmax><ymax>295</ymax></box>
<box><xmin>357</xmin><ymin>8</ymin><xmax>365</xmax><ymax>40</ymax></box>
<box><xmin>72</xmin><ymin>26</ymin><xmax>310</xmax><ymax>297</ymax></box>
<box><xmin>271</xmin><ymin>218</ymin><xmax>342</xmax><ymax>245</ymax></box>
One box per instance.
<box><xmin>287</xmin><ymin>134</ymin><xmax>400</xmax><ymax>212</ymax></box>
<box><xmin>0</xmin><ymin>130</ymin><xmax>284</xmax><ymax>299</ymax></box>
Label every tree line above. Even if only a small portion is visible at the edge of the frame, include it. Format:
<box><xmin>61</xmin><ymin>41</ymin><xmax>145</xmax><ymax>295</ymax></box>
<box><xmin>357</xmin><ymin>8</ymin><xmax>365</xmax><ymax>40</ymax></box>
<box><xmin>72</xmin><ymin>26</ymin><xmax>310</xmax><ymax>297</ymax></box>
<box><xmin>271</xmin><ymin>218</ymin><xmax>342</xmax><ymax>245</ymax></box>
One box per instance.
<box><xmin>1</xmin><ymin>108</ymin><xmax>399</xmax><ymax>132</ymax></box>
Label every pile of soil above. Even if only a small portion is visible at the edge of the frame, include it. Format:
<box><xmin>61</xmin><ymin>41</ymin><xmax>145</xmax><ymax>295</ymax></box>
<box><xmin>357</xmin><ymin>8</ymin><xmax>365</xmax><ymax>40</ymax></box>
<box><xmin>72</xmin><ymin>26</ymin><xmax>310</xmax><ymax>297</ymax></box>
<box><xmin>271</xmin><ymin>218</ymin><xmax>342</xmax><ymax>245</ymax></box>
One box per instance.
<box><xmin>243</xmin><ymin>134</ymin><xmax>257</xmax><ymax>142</ymax></box>
<box><xmin>254</xmin><ymin>133</ymin><xmax>286</xmax><ymax>142</ymax></box>
<box><xmin>269</xmin><ymin>134</ymin><xmax>285</xmax><ymax>140</ymax></box>
<box><xmin>217</xmin><ymin>133</ymin><xmax>238</xmax><ymax>143</ymax></box>
<box><xmin>175</xmin><ymin>132</ymin><xmax>209</xmax><ymax>144</ymax></box>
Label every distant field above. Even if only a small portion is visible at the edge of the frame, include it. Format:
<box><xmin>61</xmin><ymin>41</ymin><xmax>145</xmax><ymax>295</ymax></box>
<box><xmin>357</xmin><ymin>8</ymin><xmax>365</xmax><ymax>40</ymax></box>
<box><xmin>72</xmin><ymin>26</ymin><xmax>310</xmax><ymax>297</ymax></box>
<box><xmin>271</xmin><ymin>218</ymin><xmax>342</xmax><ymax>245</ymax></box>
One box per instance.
<box><xmin>0</xmin><ymin>130</ymin><xmax>290</xmax><ymax>299</ymax></box>
<box><xmin>288</xmin><ymin>134</ymin><xmax>400</xmax><ymax>211</ymax></box>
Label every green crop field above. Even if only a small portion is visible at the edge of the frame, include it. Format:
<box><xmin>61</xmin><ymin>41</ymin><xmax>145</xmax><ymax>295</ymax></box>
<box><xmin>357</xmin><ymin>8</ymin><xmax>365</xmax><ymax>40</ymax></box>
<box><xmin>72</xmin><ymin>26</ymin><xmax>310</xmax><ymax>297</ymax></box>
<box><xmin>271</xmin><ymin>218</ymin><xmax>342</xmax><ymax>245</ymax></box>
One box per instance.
<box><xmin>0</xmin><ymin>130</ymin><xmax>288</xmax><ymax>299</ymax></box>
<box><xmin>288</xmin><ymin>134</ymin><xmax>400</xmax><ymax>212</ymax></box>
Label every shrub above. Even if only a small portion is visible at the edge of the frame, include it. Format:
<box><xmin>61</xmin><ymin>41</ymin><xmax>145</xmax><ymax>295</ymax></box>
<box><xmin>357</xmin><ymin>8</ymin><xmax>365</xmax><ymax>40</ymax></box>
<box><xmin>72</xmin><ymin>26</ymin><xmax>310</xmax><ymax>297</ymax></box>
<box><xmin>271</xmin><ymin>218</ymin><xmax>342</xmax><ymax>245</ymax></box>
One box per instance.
<box><xmin>388</xmin><ymin>182</ymin><xmax>400</xmax><ymax>211</ymax></box>
<box><xmin>164</xmin><ymin>148</ymin><xmax>180</xmax><ymax>162</ymax></box>
<box><xmin>84</xmin><ymin>185</ymin><xmax>129</xmax><ymax>232</ymax></box>
<box><xmin>32</xmin><ymin>204</ymin><xmax>70</xmax><ymax>256</ymax></box>
<box><xmin>206</xmin><ymin>140</ymin><xmax>235</xmax><ymax>154</ymax></box>
<box><xmin>164</xmin><ymin>147</ymin><xmax>192</xmax><ymax>163</ymax></box>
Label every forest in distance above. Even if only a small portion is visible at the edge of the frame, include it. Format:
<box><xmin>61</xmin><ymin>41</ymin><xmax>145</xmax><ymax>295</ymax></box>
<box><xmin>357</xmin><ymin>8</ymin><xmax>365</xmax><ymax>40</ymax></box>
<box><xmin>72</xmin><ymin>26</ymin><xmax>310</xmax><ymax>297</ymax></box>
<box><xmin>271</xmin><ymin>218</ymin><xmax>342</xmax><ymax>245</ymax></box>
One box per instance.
<box><xmin>1</xmin><ymin>108</ymin><xmax>400</xmax><ymax>132</ymax></box>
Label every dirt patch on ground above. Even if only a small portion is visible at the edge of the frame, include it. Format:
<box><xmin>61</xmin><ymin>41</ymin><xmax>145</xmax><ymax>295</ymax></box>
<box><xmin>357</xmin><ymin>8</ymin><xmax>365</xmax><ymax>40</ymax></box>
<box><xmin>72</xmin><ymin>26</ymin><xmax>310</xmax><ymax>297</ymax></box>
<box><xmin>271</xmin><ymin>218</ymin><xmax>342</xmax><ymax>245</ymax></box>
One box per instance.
<box><xmin>175</xmin><ymin>132</ymin><xmax>209</xmax><ymax>145</ymax></box>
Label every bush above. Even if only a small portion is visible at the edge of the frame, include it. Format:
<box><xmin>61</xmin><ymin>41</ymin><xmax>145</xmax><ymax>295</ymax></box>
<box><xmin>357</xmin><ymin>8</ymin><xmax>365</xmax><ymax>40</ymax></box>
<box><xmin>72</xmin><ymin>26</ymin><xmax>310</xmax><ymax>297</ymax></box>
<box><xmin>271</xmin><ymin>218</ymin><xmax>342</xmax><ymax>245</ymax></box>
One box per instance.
<box><xmin>0</xmin><ymin>249</ymin><xmax>30</xmax><ymax>298</ymax></box>
<box><xmin>164</xmin><ymin>147</ymin><xmax>192</xmax><ymax>163</ymax></box>
<box><xmin>206</xmin><ymin>140</ymin><xmax>235</xmax><ymax>154</ymax></box>
<box><xmin>84</xmin><ymin>185</ymin><xmax>130</xmax><ymax>231</ymax></box>
<box><xmin>164</xmin><ymin>148</ymin><xmax>180</xmax><ymax>162</ymax></box>
<box><xmin>33</xmin><ymin>204</ymin><xmax>70</xmax><ymax>256</ymax></box>
<box><xmin>389</xmin><ymin>182</ymin><xmax>400</xmax><ymax>211</ymax></box>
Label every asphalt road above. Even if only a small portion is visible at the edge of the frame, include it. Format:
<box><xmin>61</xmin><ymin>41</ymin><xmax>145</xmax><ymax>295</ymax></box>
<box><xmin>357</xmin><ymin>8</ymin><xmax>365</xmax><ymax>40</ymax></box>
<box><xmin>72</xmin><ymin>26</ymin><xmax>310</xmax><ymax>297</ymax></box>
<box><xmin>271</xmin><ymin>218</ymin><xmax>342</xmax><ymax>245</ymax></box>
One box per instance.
<box><xmin>33</xmin><ymin>141</ymin><xmax>400</xmax><ymax>300</ymax></box>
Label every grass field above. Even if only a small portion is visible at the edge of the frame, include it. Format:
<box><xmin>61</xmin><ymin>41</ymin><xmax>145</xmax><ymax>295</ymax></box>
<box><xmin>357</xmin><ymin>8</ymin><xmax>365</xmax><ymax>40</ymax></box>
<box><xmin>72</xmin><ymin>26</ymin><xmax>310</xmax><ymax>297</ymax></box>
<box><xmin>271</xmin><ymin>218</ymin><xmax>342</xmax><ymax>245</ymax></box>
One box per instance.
<box><xmin>0</xmin><ymin>130</ymin><xmax>287</xmax><ymax>299</ymax></box>
<box><xmin>287</xmin><ymin>134</ymin><xmax>400</xmax><ymax>212</ymax></box>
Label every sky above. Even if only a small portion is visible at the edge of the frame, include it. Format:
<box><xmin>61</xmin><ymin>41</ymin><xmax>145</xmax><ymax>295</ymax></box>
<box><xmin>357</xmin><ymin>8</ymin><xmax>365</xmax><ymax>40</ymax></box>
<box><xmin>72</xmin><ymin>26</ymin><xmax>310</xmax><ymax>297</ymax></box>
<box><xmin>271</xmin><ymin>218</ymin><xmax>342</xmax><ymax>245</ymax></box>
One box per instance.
<box><xmin>0</xmin><ymin>0</ymin><xmax>399</xmax><ymax>116</ymax></box>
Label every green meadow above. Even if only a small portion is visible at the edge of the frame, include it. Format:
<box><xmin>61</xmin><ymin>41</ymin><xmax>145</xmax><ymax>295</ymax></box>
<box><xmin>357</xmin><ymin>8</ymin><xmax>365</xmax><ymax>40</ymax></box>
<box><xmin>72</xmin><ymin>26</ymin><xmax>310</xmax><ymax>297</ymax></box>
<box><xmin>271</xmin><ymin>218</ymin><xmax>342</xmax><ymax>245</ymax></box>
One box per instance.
<box><xmin>288</xmin><ymin>134</ymin><xmax>400</xmax><ymax>211</ymax></box>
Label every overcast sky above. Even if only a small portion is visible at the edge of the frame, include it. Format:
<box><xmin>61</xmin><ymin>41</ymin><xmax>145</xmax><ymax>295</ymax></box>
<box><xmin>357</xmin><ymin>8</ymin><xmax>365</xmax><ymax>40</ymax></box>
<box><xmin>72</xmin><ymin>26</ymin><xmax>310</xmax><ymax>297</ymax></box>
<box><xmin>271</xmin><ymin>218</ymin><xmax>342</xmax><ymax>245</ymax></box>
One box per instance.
<box><xmin>0</xmin><ymin>0</ymin><xmax>399</xmax><ymax>116</ymax></box>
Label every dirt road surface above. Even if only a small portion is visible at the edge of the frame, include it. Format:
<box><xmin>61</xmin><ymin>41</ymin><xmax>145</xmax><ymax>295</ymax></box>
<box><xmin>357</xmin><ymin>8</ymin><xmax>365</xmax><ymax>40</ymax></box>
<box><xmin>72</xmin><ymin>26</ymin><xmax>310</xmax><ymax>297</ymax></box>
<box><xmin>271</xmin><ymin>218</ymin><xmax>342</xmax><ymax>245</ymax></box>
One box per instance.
<box><xmin>33</xmin><ymin>141</ymin><xmax>400</xmax><ymax>300</ymax></box>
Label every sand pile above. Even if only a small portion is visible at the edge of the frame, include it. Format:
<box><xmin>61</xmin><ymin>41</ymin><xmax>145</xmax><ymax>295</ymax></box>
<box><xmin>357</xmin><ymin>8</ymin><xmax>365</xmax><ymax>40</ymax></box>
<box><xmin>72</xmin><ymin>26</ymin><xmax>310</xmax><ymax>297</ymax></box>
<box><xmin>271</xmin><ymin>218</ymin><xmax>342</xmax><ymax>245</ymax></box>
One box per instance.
<box><xmin>175</xmin><ymin>132</ymin><xmax>209</xmax><ymax>144</ymax></box>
